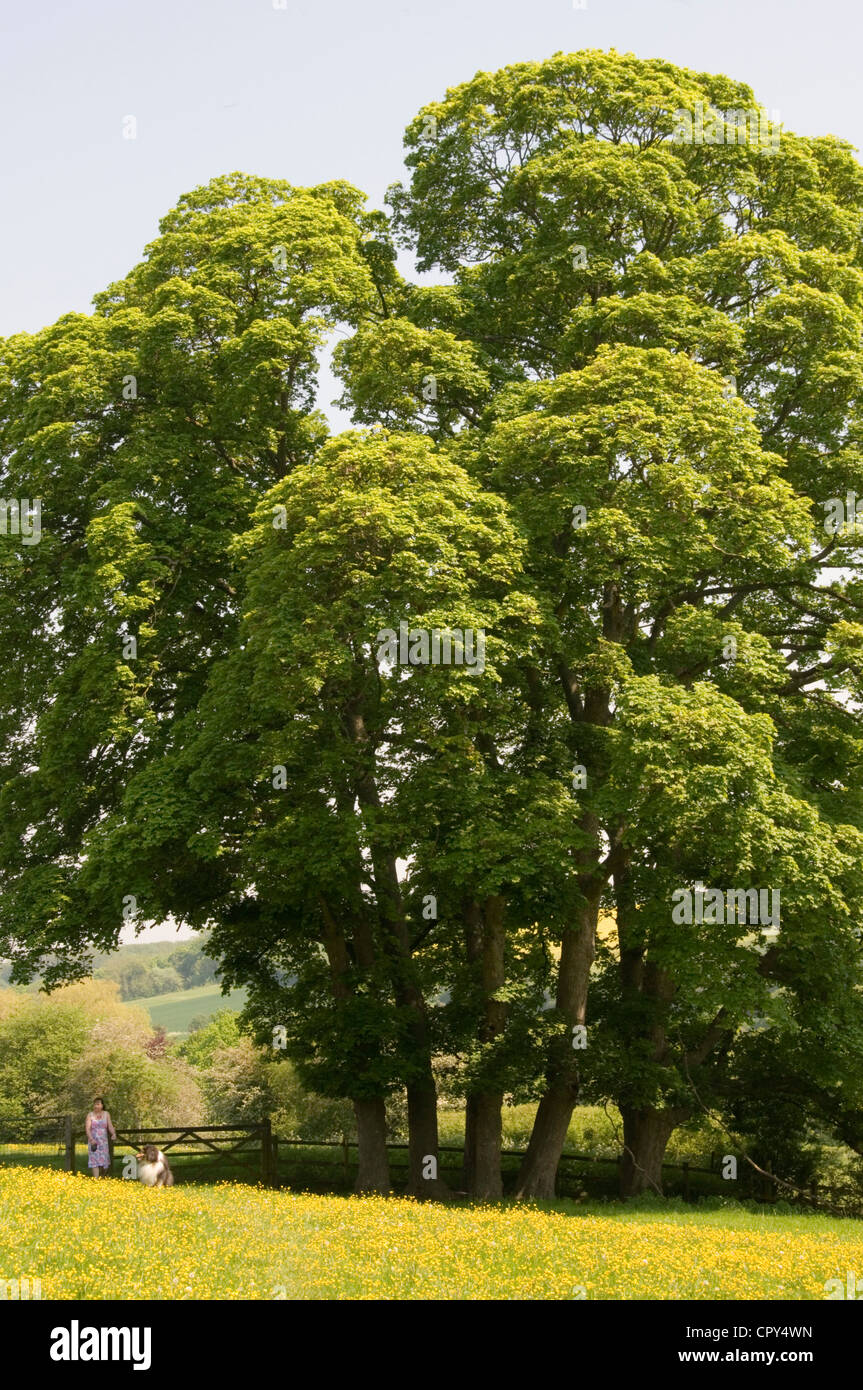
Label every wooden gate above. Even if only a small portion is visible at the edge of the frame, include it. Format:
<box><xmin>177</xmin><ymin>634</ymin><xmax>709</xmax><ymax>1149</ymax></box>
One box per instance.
<box><xmin>68</xmin><ymin>1121</ymin><xmax>276</xmax><ymax>1184</ymax></box>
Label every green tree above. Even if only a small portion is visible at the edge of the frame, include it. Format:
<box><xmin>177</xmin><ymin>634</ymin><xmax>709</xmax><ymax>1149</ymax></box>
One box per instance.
<box><xmin>341</xmin><ymin>48</ymin><xmax>863</xmax><ymax>1195</ymax></box>
<box><xmin>0</xmin><ymin>998</ymin><xmax>90</xmax><ymax>1116</ymax></box>
<box><xmin>0</xmin><ymin>173</ymin><xmax>396</xmax><ymax>988</ymax></box>
<box><xmin>174</xmin><ymin>1010</ymin><xmax>242</xmax><ymax>1068</ymax></box>
<box><xmin>585</xmin><ymin>677</ymin><xmax>863</xmax><ymax>1192</ymax></box>
<box><xmin>92</xmin><ymin>428</ymin><xmax>552</xmax><ymax>1195</ymax></box>
<box><xmin>195</xmin><ymin>1036</ymin><xmax>273</xmax><ymax>1125</ymax></box>
<box><xmin>61</xmin><ymin>1045</ymin><xmax>203</xmax><ymax>1129</ymax></box>
<box><xmin>3</xmin><ymin>50</ymin><xmax>863</xmax><ymax>1208</ymax></box>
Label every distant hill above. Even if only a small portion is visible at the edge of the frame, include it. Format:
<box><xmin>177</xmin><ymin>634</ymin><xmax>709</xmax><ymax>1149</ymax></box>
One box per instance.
<box><xmin>2</xmin><ymin>934</ymin><xmax>221</xmax><ymax>1003</ymax></box>
<box><xmin>1</xmin><ymin>935</ymin><xmax>245</xmax><ymax>1036</ymax></box>
<box><xmin>134</xmin><ymin>982</ymin><xmax>248</xmax><ymax>1036</ymax></box>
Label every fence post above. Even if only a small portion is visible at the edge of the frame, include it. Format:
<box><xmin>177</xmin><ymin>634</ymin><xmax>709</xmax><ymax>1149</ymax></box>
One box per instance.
<box><xmin>682</xmin><ymin>1161</ymin><xmax>690</xmax><ymax>1201</ymax></box>
<box><xmin>64</xmin><ymin>1115</ymin><xmax>75</xmax><ymax>1174</ymax></box>
<box><xmin>342</xmin><ymin>1132</ymin><xmax>350</xmax><ymax>1185</ymax></box>
<box><xmin>261</xmin><ymin>1119</ymin><xmax>273</xmax><ymax>1186</ymax></box>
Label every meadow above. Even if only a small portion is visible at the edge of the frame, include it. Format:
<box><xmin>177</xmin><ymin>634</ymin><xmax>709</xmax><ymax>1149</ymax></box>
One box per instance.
<box><xmin>132</xmin><ymin>983</ymin><xmax>248</xmax><ymax>1035</ymax></box>
<box><xmin>2</xmin><ymin>1166</ymin><xmax>861</xmax><ymax>1301</ymax></box>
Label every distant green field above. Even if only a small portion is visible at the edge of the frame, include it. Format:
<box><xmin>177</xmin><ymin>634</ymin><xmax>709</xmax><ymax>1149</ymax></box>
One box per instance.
<box><xmin>134</xmin><ymin>983</ymin><xmax>247</xmax><ymax>1035</ymax></box>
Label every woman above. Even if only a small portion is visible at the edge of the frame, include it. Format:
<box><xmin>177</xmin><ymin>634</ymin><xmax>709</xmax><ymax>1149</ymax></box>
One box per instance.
<box><xmin>85</xmin><ymin>1096</ymin><xmax>116</xmax><ymax>1178</ymax></box>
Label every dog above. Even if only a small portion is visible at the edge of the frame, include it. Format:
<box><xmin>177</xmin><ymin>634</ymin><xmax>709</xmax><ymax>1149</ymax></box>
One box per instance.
<box><xmin>135</xmin><ymin>1143</ymin><xmax>174</xmax><ymax>1187</ymax></box>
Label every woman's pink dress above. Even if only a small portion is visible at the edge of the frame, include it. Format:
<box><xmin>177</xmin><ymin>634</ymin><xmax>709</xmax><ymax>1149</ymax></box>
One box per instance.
<box><xmin>87</xmin><ymin>1114</ymin><xmax>110</xmax><ymax>1168</ymax></box>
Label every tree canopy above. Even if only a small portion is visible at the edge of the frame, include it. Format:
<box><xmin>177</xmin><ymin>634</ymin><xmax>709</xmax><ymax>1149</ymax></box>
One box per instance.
<box><xmin>2</xmin><ymin>49</ymin><xmax>863</xmax><ymax>1200</ymax></box>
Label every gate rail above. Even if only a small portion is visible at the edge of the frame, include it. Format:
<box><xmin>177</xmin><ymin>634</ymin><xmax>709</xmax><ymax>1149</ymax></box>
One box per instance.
<box><xmin>68</xmin><ymin>1121</ymin><xmax>276</xmax><ymax>1183</ymax></box>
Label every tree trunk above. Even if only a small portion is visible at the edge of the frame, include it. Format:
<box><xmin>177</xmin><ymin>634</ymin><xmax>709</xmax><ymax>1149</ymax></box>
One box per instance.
<box><xmin>463</xmin><ymin>1092</ymin><xmax>477</xmax><ymax>1195</ymax></box>
<box><xmin>516</xmin><ymin>892</ymin><xmax>599</xmax><ymax>1199</ymax></box>
<box><xmin>462</xmin><ymin>895</ymin><xmax>506</xmax><ymax>1200</ymax></box>
<box><xmin>464</xmin><ymin>1091</ymin><xmax>504</xmax><ymax>1200</ymax></box>
<box><xmin>352</xmin><ymin>1096</ymin><xmax>390</xmax><ymax>1194</ymax></box>
<box><xmin>407</xmin><ymin>1082</ymin><xmax>449</xmax><ymax>1198</ymax></box>
<box><xmin>514</xmin><ymin>1086</ymin><xmax>575</xmax><ymax>1199</ymax></box>
<box><xmin>344</xmin><ymin>702</ymin><xmax>448</xmax><ymax>1199</ymax></box>
<box><xmin>619</xmin><ymin>1105</ymin><xmax>678</xmax><ymax>1197</ymax></box>
<box><xmin>318</xmin><ymin>892</ymin><xmax>390</xmax><ymax>1195</ymax></box>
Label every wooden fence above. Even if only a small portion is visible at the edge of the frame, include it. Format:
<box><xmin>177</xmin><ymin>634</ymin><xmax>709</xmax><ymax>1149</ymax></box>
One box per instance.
<box><xmin>270</xmin><ymin>1140</ymin><xmax>863</xmax><ymax>1212</ymax></box>
<box><xmin>69</xmin><ymin>1122</ymin><xmax>277</xmax><ymax>1184</ymax></box>
<box><xmin>1</xmin><ymin>1115</ymin><xmax>859</xmax><ymax>1211</ymax></box>
<box><xmin>0</xmin><ymin>1116</ymin><xmax>716</xmax><ymax>1195</ymax></box>
<box><xmin>0</xmin><ymin>1114</ymin><xmax>276</xmax><ymax>1182</ymax></box>
<box><xmin>271</xmin><ymin>1136</ymin><xmax>723</xmax><ymax>1199</ymax></box>
<box><xmin>0</xmin><ymin>1112</ymin><xmax>68</xmax><ymax>1157</ymax></box>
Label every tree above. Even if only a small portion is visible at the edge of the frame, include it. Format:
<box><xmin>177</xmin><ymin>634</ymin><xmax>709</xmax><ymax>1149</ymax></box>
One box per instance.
<box><xmin>341</xmin><ymin>48</ymin><xmax>863</xmax><ymax>1194</ymax></box>
<box><xmin>93</xmin><ymin>428</ymin><xmax>551</xmax><ymax>1195</ymax></box>
<box><xmin>0</xmin><ymin>979</ymin><xmax>202</xmax><ymax>1126</ymax></box>
<box><xmin>144</xmin><ymin>1024</ymin><xmax>170</xmax><ymax>1060</ymax></box>
<box><xmin>174</xmin><ymin>1010</ymin><xmax>242</xmax><ymax>1068</ymax></box>
<box><xmin>61</xmin><ymin>1045</ymin><xmax>203</xmax><ymax>1129</ymax></box>
<box><xmin>0</xmin><ymin>173</ymin><xmax>396</xmax><ymax>987</ymax></box>
<box><xmin>195</xmin><ymin>1037</ymin><xmax>273</xmax><ymax>1126</ymax></box>
<box><xmin>586</xmin><ymin>678</ymin><xmax>863</xmax><ymax>1193</ymax></box>
<box><xmin>3</xmin><ymin>50</ymin><xmax>863</xmax><ymax>1205</ymax></box>
<box><xmin>0</xmin><ymin>995</ymin><xmax>90</xmax><ymax>1116</ymax></box>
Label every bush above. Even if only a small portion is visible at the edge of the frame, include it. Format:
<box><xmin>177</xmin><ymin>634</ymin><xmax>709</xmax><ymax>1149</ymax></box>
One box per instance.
<box><xmin>173</xmin><ymin>1011</ymin><xmax>241</xmax><ymax>1066</ymax></box>
<box><xmin>61</xmin><ymin>1046</ymin><xmax>205</xmax><ymax>1128</ymax></box>
<box><xmin>267</xmin><ymin>1062</ymin><xmax>354</xmax><ymax>1142</ymax></box>
<box><xmin>0</xmin><ymin>997</ymin><xmax>90</xmax><ymax>1115</ymax></box>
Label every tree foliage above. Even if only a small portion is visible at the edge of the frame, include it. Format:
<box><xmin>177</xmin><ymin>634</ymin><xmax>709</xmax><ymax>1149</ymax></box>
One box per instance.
<box><xmin>2</xmin><ymin>52</ymin><xmax>863</xmax><ymax>1199</ymax></box>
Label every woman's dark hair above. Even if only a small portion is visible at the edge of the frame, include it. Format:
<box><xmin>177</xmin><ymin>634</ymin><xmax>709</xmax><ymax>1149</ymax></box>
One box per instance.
<box><xmin>93</xmin><ymin>1096</ymin><xmax>105</xmax><ymax>1106</ymax></box>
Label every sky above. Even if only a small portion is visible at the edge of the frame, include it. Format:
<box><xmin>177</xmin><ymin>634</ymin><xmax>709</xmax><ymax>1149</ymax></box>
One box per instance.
<box><xmin>2</xmin><ymin>0</ymin><xmax>861</xmax><ymax>345</ymax></box>
<box><xmin>1</xmin><ymin>0</ymin><xmax>860</xmax><ymax>941</ymax></box>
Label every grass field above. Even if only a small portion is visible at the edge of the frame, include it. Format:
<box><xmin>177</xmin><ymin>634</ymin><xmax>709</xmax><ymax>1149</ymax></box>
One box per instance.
<box><xmin>2</xmin><ymin>1166</ymin><xmax>861</xmax><ymax>1300</ymax></box>
<box><xmin>132</xmin><ymin>983</ymin><xmax>248</xmax><ymax>1035</ymax></box>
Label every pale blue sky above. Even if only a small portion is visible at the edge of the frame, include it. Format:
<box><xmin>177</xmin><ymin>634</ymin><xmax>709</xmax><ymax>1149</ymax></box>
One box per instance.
<box><xmin>1</xmin><ymin>0</ymin><xmax>861</xmax><ymax>345</ymax></box>
<box><xmin>2</xmin><ymin>0</ymin><xmax>859</xmax><ymax>943</ymax></box>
